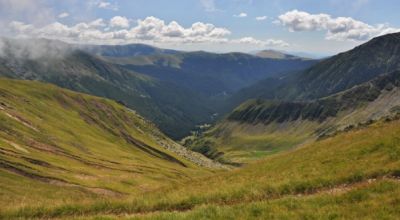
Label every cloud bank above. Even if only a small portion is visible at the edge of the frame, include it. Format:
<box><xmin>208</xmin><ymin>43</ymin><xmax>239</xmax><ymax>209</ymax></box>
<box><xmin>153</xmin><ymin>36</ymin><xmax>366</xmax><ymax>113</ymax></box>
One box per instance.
<box><xmin>7</xmin><ymin>16</ymin><xmax>288</xmax><ymax>48</ymax></box>
<box><xmin>277</xmin><ymin>10</ymin><xmax>400</xmax><ymax>41</ymax></box>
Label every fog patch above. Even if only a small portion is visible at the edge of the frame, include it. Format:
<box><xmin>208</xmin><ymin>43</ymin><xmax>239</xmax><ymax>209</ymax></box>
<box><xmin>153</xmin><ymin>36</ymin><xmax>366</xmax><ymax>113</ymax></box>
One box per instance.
<box><xmin>0</xmin><ymin>37</ymin><xmax>74</xmax><ymax>60</ymax></box>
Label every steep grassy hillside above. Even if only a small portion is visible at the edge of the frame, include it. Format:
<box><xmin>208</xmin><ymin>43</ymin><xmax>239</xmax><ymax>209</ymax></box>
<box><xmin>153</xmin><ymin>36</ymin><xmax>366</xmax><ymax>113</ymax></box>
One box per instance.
<box><xmin>0</xmin><ymin>78</ymin><xmax>220</xmax><ymax>212</ymax></box>
<box><xmin>0</xmin><ymin>38</ymin><xmax>316</xmax><ymax>139</ymax></box>
<box><xmin>4</xmin><ymin>116</ymin><xmax>400</xmax><ymax>219</ymax></box>
<box><xmin>187</xmin><ymin>70</ymin><xmax>400</xmax><ymax>162</ymax></box>
<box><xmin>230</xmin><ymin>32</ymin><xmax>400</xmax><ymax>107</ymax></box>
<box><xmin>0</xmin><ymin>38</ymin><xmax>214</xmax><ymax>139</ymax></box>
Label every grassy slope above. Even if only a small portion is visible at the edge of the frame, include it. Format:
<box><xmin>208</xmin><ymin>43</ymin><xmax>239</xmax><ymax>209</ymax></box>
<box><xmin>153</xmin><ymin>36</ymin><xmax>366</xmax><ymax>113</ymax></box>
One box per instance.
<box><xmin>0</xmin><ymin>78</ymin><xmax>214</xmax><ymax>212</ymax></box>
<box><xmin>187</xmin><ymin>70</ymin><xmax>400</xmax><ymax>162</ymax></box>
<box><xmin>0</xmin><ymin>39</ymin><xmax>214</xmax><ymax>140</ymax></box>
<box><xmin>4</xmin><ymin>117</ymin><xmax>400</xmax><ymax>219</ymax></box>
<box><xmin>130</xmin><ymin>180</ymin><xmax>400</xmax><ymax>220</ymax></box>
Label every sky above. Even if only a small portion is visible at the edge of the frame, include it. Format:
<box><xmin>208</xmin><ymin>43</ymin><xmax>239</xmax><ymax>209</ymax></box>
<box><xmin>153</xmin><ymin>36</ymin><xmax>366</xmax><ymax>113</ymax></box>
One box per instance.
<box><xmin>0</xmin><ymin>0</ymin><xmax>399</xmax><ymax>56</ymax></box>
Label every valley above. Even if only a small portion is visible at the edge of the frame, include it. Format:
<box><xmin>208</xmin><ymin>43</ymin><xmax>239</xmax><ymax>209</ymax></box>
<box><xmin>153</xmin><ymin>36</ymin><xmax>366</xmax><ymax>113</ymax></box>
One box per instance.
<box><xmin>2</xmin><ymin>112</ymin><xmax>400</xmax><ymax>219</ymax></box>
<box><xmin>0</xmin><ymin>38</ymin><xmax>315</xmax><ymax>139</ymax></box>
<box><xmin>0</xmin><ymin>78</ymin><xmax>221</xmax><ymax>211</ymax></box>
<box><xmin>0</xmin><ymin>7</ymin><xmax>400</xmax><ymax>218</ymax></box>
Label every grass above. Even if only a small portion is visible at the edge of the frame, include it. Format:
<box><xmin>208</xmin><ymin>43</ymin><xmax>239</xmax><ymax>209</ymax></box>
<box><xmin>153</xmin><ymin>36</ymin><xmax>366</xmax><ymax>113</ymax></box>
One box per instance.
<box><xmin>0</xmin><ymin>78</ymin><xmax>212</xmax><ymax>212</ymax></box>
<box><xmin>114</xmin><ymin>179</ymin><xmax>400</xmax><ymax>220</ymax></box>
<box><xmin>2</xmin><ymin>115</ymin><xmax>400</xmax><ymax>219</ymax></box>
<box><xmin>185</xmin><ymin>120</ymin><xmax>317</xmax><ymax>163</ymax></box>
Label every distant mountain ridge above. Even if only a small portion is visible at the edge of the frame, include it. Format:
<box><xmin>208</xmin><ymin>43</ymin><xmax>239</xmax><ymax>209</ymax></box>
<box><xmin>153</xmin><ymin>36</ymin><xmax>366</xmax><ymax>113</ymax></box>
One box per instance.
<box><xmin>81</xmin><ymin>43</ymin><xmax>180</xmax><ymax>57</ymax></box>
<box><xmin>0</xmin><ymin>38</ymin><xmax>213</xmax><ymax>139</ymax></box>
<box><xmin>187</xmin><ymin>69</ymin><xmax>400</xmax><ymax>163</ymax></box>
<box><xmin>229</xmin><ymin>69</ymin><xmax>400</xmax><ymax>126</ymax></box>
<box><xmin>186</xmin><ymin>32</ymin><xmax>400</xmax><ymax>162</ymax></box>
<box><xmin>229</xmin><ymin>32</ymin><xmax>400</xmax><ymax>107</ymax></box>
<box><xmin>0</xmin><ymin>38</ymin><xmax>316</xmax><ymax>139</ymax></box>
<box><xmin>254</xmin><ymin>49</ymin><xmax>307</xmax><ymax>60</ymax></box>
<box><xmin>106</xmin><ymin>51</ymin><xmax>317</xmax><ymax>98</ymax></box>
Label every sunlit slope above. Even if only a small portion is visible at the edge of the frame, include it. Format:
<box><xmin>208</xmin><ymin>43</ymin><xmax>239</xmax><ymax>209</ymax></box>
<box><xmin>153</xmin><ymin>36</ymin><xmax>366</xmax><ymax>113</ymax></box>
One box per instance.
<box><xmin>230</xmin><ymin>32</ymin><xmax>400</xmax><ymax>107</ymax></box>
<box><xmin>5</xmin><ymin>116</ymin><xmax>400</xmax><ymax>219</ymax></box>
<box><xmin>0</xmin><ymin>38</ymin><xmax>214</xmax><ymax>139</ymax></box>
<box><xmin>187</xmin><ymin>70</ymin><xmax>400</xmax><ymax>162</ymax></box>
<box><xmin>0</xmin><ymin>78</ymin><xmax>218</xmax><ymax>211</ymax></box>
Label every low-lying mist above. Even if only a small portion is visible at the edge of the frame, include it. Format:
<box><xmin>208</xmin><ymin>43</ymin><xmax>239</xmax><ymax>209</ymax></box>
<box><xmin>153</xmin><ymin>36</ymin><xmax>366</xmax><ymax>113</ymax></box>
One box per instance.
<box><xmin>0</xmin><ymin>37</ymin><xmax>74</xmax><ymax>60</ymax></box>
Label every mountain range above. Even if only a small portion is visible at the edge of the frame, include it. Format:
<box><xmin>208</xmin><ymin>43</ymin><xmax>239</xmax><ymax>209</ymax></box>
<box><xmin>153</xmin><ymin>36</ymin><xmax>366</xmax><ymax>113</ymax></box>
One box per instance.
<box><xmin>1</xmin><ymin>32</ymin><xmax>400</xmax><ymax>219</ymax></box>
<box><xmin>185</xmin><ymin>32</ymin><xmax>400</xmax><ymax>163</ymax></box>
<box><xmin>0</xmin><ymin>38</ymin><xmax>315</xmax><ymax>139</ymax></box>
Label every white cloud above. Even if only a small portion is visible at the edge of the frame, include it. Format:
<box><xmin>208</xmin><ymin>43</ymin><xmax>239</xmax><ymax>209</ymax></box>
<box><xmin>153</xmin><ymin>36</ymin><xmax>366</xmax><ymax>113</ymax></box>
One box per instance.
<box><xmin>130</xmin><ymin>16</ymin><xmax>231</xmax><ymax>43</ymax></box>
<box><xmin>277</xmin><ymin>10</ymin><xmax>400</xmax><ymax>41</ymax></box>
<box><xmin>89</xmin><ymin>19</ymin><xmax>107</xmax><ymax>28</ymax></box>
<box><xmin>7</xmin><ymin>16</ymin><xmax>289</xmax><ymax>48</ymax></box>
<box><xmin>95</xmin><ymin>1</ymin><xmax>119</xmax><ymax>11</ymax></box>
<box><xmin>7</xmin><ymin>16</ymin><xmax>232</xmax><ymax>45</ymax></box>
<box><xmin>232</xmin><ymin>37</ymin><xmax>289</xmax><ymax>47</ymax></box>
<box><xmin>109</xmin><ymin>16</ymin><xmax>129</xmax><ymax>28</ymax></box>
<box><xmin>234</xmin><ymin>12</ymin><xmax>247</xmax><ymax>18</ymax></box>
<box><xmin>255</xmin><ymin>16</ymin><xmax>267</xmax><ymax>21</ymax></box>
<box><xmin>200</xmin><ymin>0</ymin><xmax>217</xmax><ymax>12</ymax></box>
<box><xmin>277</xmin><ymin>10</ymin><xmax>330</xmax><ymax>32</ymax></box>
<box><xmin>58</xmin><ymin>12</ymin><xmax>69</xmax><ymax>19</ymax></box>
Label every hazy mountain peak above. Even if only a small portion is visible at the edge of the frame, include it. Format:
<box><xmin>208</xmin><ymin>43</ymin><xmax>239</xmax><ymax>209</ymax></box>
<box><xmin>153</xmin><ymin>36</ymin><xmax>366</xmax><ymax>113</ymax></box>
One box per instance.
<box><xmin>254</xmin><ymin>49</ymin><xmax>306</xmax><ymax>60</ymax></box>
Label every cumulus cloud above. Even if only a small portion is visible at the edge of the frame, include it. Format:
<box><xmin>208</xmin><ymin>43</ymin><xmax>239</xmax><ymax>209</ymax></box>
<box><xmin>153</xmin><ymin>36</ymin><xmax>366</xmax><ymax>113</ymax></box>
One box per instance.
<box><xmin>234</xmin><ymin>12</ymin><xmax>247</xmax><ymax>18</ymax></box>
<box><xmin>232</xmin><ymin>37</ymin><xmax>289</xmax><ymax>47</ymax></box>
<box><xmin>277</xmin><ymin>10</ymin><xmax>400</xmax><ymax>41</ymax></box>
<box><xmin>5</xmin><ymin>15</ymin><xmax>289</xmax><ymax>48</ymax></box>
<box><xmin>130</xmin><ymin>17</ymin><xmax>231</xmax><ymax>43</ymax></box>
<box><xmin>89</xmin><ymin>19</ymin><xmax>107</xmax><ymax>28</ymax></box>
<box><xmin>58</xmin><ymin>12</ymin><xmax>69</xmax><ymax>19</ymax></box>
<box><xmin>91</xmin><ymin>0</ymin><xmax>119</xmax><ymax>11</ymax></box>
<box><xmin>109</xmin><ymin>16</ymin><xmax>129</xmax><ymax>28</ymax></box>
<box><xmin>6</xmin><ymin>16</ymin><xmax>234</xmax><ymax>45</ymax></box>
<box><xmin>255</xmin><ymin>16</ymin><xmax>267</xmax><ymax>21</ymax></box>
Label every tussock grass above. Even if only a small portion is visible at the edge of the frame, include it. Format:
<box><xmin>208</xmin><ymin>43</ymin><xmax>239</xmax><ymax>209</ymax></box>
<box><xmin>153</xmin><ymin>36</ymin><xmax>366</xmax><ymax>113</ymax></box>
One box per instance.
<box><xmin>0</xmin><ymin>78</ymin><xmax>211</xmax><ymax>213</ymax></box>
<box><xmin>3</xmin><ymin>117</ymin><xmax>400</xmax><ymax>219</ymax></box>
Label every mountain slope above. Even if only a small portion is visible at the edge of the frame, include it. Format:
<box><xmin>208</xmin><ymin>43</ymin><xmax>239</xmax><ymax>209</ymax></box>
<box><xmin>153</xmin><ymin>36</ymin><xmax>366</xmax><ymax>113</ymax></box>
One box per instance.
<box><xmin>187</xmin><ymin>69</ymin><xmax>400</xmax><ymax>162</ymax></box>
<box><xmin>254</xmin><ymin>49</ymin><xmax>307</xmax><ymax>60</ymax></box>
<box><xmin>81</xmin><ymin>43</ymin><xmax>179</xmax><ymax>57</ymax></box>
<box><xmin>231</xmin><ymin>32</ymin><xmax>400</xmax><ymax>106</ymax></box>
<box><xmin>5</xmin><ymin>114</ymin><xmax>400</xmax><ymax>219</ymax></box>
<box><xmin>0</xmin><ymin>78</ymin><xmax>220</xmax><ymax>210</ymax></box>
<box><xmin>0</xmin><ymin>38</ymin><xmax>213</xmax><ymax>139</ymax></box>
<box><xmin>105</xmin><ymin>51</ymin><xmax>317</xmax><ymax>98</ymax></box>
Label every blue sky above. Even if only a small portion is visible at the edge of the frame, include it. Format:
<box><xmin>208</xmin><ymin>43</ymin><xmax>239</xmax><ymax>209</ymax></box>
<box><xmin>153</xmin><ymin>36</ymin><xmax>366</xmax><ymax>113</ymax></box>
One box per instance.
<box><xmin>1</xmin><ymin>0</ymin><xmax>399</xmax><ymax>55</ymax></box>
